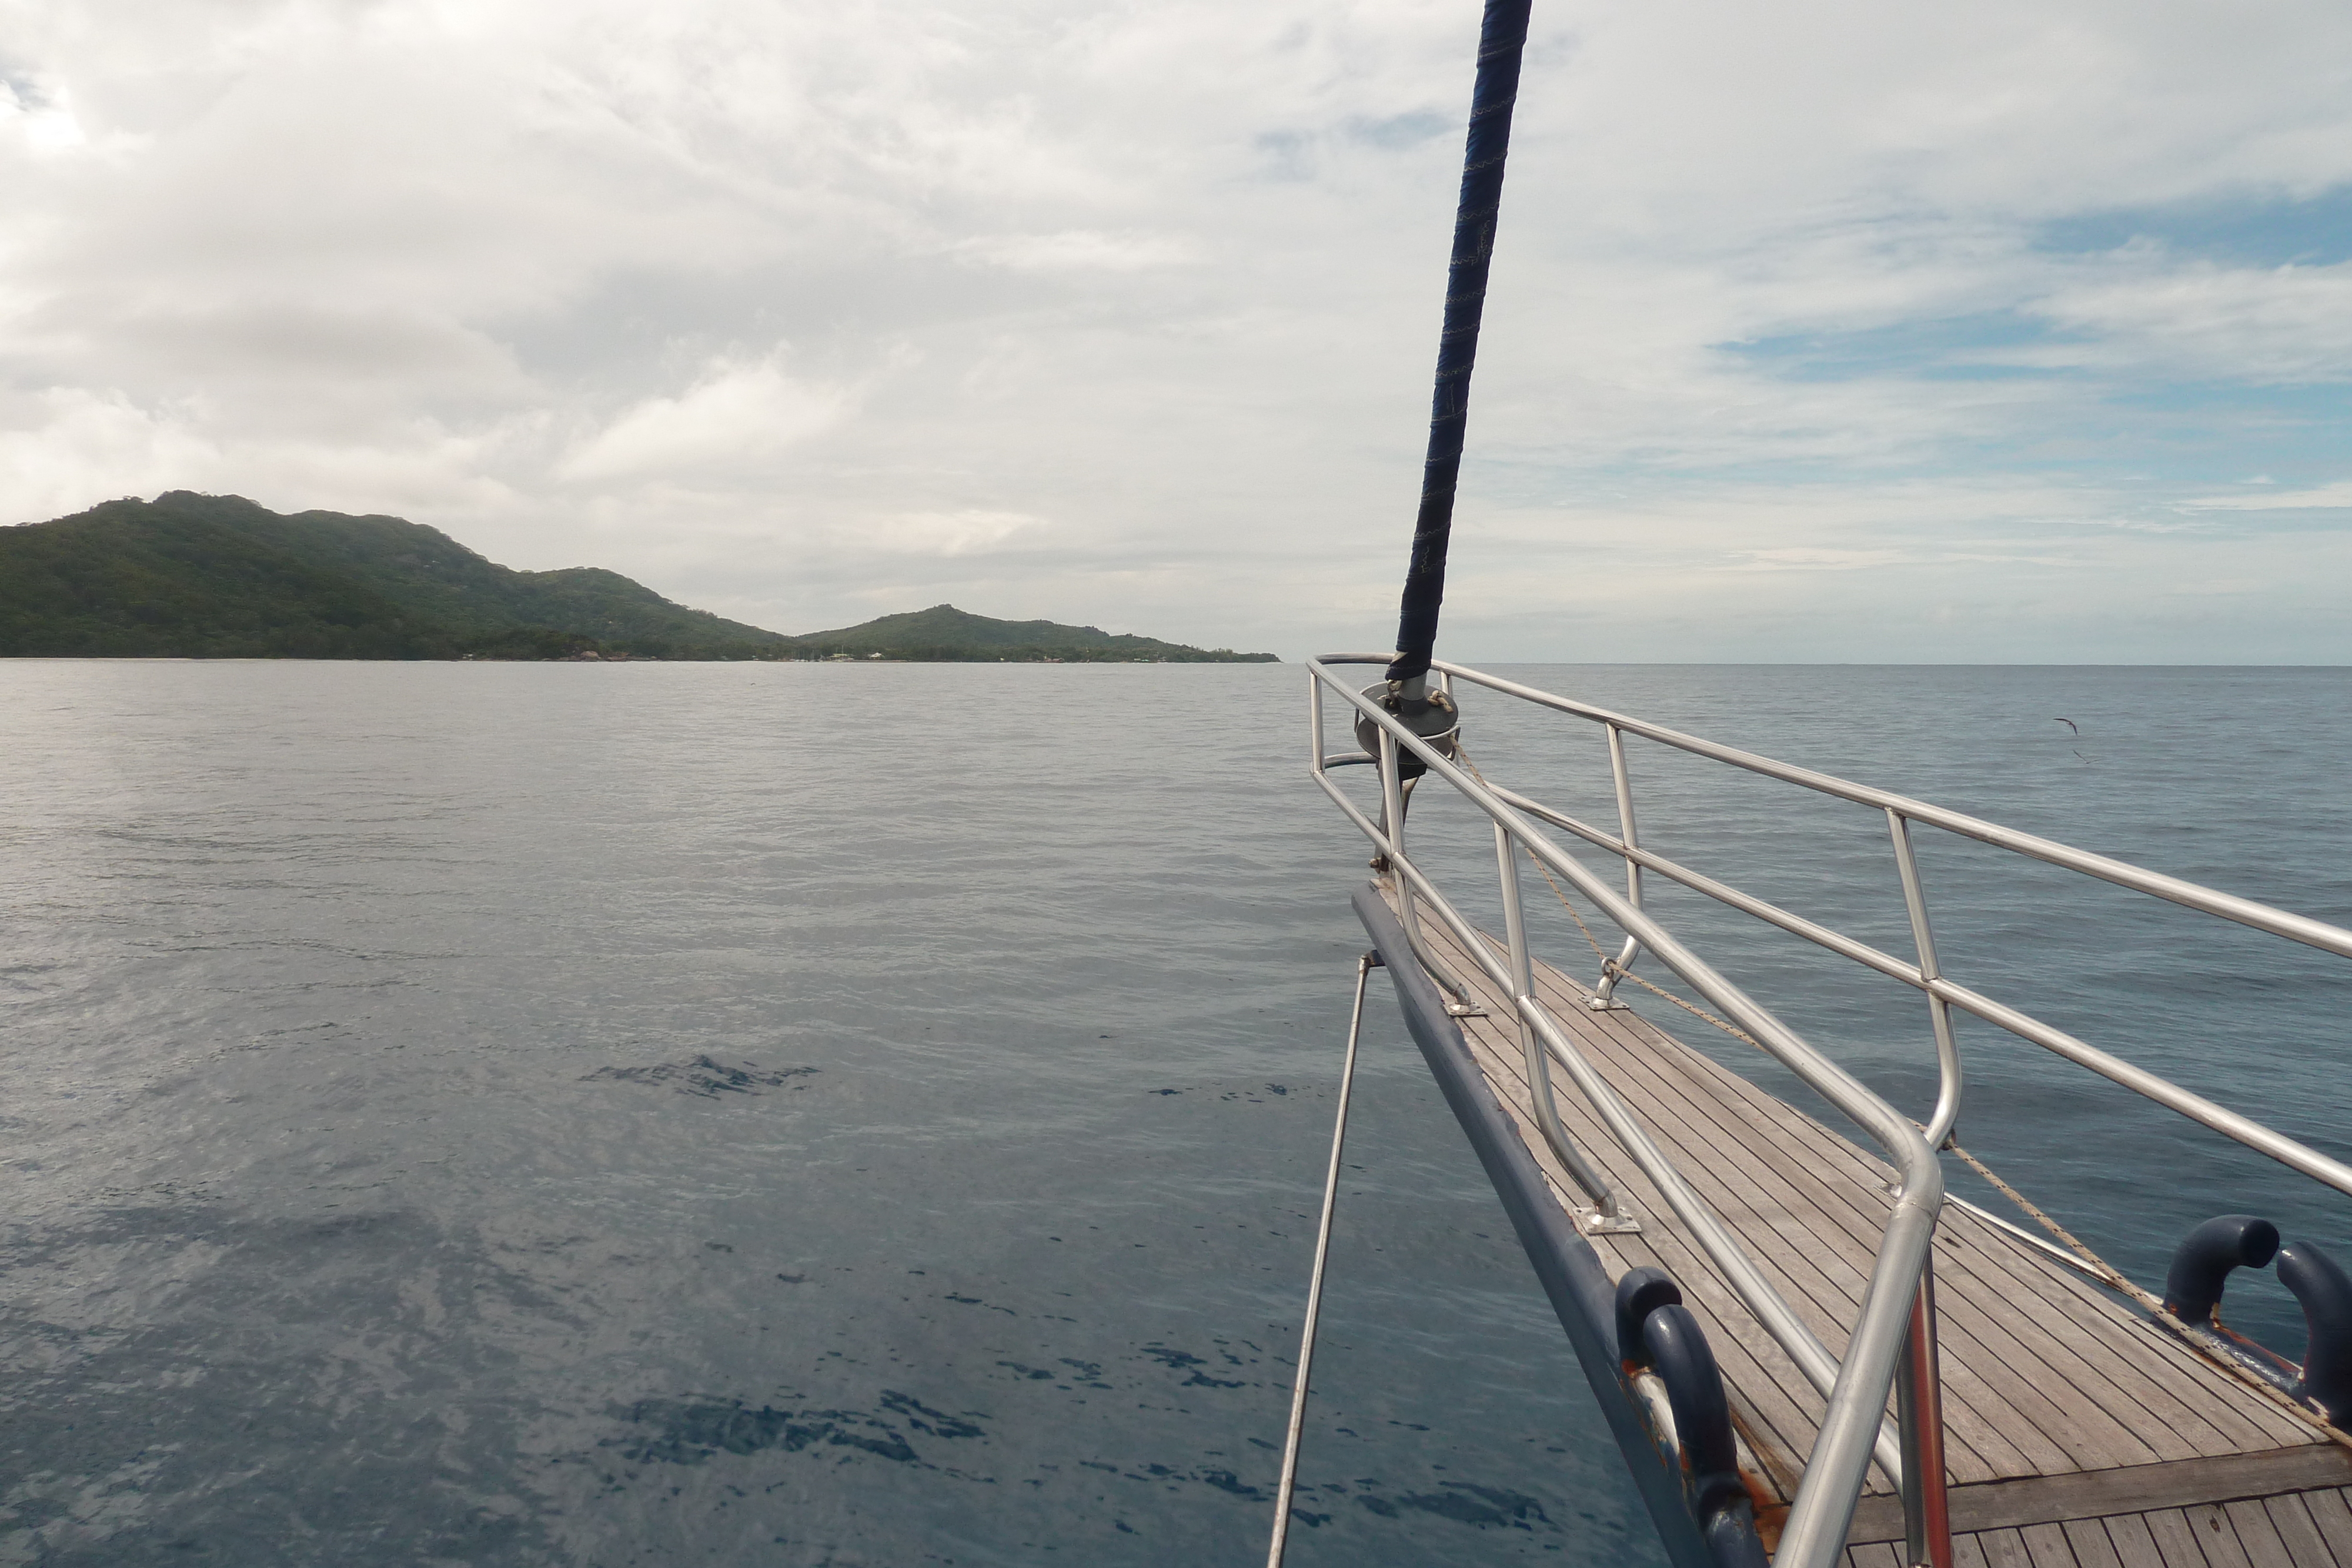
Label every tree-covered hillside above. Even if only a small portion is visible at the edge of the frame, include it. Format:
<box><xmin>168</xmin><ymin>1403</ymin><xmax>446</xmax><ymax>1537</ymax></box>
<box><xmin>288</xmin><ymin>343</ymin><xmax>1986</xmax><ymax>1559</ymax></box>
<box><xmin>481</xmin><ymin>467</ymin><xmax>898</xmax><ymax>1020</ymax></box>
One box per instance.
<box><xmin>790</xmin><ymin>603</ymin><xmax>1277</xmax><ymax>662</ymax></box>
<box><xmin>0</xmin><ymin>493</ymin><xmax>791</xmax><ymax>659</ymax></box>
<box><xmin>0</xmin><ymin>493</ymin><xmax>1281</xmax><ymax>662</ymax></box>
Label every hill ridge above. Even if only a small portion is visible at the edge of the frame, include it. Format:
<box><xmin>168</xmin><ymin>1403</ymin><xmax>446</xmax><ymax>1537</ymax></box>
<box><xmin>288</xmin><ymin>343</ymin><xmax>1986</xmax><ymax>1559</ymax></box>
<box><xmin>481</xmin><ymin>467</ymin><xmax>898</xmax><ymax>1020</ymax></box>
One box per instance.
<box><xmin>0</xmin><ymin>494</ymin><xmax>1278</xmax><ymax>663</ymax></box>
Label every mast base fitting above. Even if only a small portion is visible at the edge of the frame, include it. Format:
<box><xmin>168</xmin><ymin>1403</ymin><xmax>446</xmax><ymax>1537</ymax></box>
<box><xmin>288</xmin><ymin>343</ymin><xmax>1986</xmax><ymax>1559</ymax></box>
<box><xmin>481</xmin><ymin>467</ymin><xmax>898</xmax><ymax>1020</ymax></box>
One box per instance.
<box><xmin>1355</xmin><ymin>680</ymin><xmax>1461</xmax><ymax>780</ymax></box>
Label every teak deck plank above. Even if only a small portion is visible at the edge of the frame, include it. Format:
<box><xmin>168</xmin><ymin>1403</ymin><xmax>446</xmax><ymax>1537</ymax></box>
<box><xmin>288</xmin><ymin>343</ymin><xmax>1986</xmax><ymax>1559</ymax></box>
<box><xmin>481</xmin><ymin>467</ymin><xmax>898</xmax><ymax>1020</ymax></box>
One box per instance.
<box><xmin>2302</xmin><ymin>1490</ymin><xmax>2352</xmax><ymax>1564</ymax></box>
<box><xmin>2187</xmin><ymin>1503</ymin><xmax>2259</xmax><ymax>1568</ymax></box>
<box><xmin>1986</xmin><ymin>1527</ymin><xmax>2040</xmax><ymax>1568</ymax></box>
<box><xmin>2261</xmin><ymin>1496</ymin><xmax>2340</xmax><ymax>1568</ymax></box>
<box><xmin>2066</xmin><ymin>1517</ymin><xmax>2131</xmax><ymax>1568</ymax></box>
<box><xmin>1381</xmin><ymin>891</ymin><xmax>2348</xmax><ymax>1566</ymax></box>
<box><xmin>1521</xmin><ymin>949</ymin><xmax>2300</xmax><ymax>1465</ymax></box>
<box><xmin>2106</xmin><ymin>1513</ymin><xmax>2180</xmax><ymax>1568</ymax></box>
<box><xmin>1552</xmin><ymin>943</ymin><xmax>2307</xmax><ymax>1453</ymax></box>
<box><xmin>2143</xmin><ymin>1510</ymin><xmax>2219</xmax><ymax>1568</ymax></box>
<box><xmin>1519</xmin><ymin>952</ymin><xmax>2303</xmax><ymax>1469</ymax></box>
<box><xmin>2024</xmin><ymin>1521</ymin><xmax>2088</xmax><ymax>1568</ymax></box>
<box><xmin>2229</xmin><ymin>1499</ymin><xmax>2304</xmax><ymax>1568</ymax></box>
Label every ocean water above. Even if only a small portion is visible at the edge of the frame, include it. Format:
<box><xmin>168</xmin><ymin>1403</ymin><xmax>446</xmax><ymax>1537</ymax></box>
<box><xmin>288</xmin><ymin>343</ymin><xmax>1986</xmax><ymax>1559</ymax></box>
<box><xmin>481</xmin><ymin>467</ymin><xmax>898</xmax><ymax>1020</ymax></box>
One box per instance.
<box><xmin>1</xmin><ymin>660</ymin><xmax>2347</xmax><ymax>1567</ymax></box>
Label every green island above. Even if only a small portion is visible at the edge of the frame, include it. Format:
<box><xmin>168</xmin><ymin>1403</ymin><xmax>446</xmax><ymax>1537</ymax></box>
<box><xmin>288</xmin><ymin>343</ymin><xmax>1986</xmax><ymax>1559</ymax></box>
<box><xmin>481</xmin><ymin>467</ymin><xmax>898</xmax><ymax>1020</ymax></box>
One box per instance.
<box><xmin>0</xmin><ymin>493</ymin><xmax>1279</xmax><ymax>663</ymax></box>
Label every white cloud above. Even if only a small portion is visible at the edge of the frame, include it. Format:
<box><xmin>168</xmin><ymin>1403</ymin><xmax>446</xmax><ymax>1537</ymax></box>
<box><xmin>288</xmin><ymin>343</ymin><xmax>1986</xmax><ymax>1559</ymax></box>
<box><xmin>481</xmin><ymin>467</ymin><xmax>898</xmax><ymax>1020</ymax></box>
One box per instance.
<box><xmin>1</xmin><ymin>72</ymin><xmax>89</xmax><ymax>154</ymax></box>
<box><xmin>2025</xmin><ymin>260</ymin><xmax>2352</xmax><ymax>382</ymax></box>
<box><xmin>852</xmin><ymin>509</ymin><xmax>1047</xmax><ymax>555</ymax></box>
<box><xmin>954</xmin><ymin>230</ymin><xmax>1204</xmax><ymax>272</ymax></box>
<box><xmin>2179</xmin><ymin>479</ymin><xmax>2352</xmax><ymax>511</ymax></box>
<box><xmin>556</xmin><ymin>355</ymin><xmax>847</xmax><ymax>481</ymax></box>
<box><xmin>2</xmin><ymin>0</ymin><xmax>2350</xmax><ymax>658</ymax></box>
<box><xmin>0</xmin><ymin>387</ymin><xmax>216</xmax><ymax>523</ymax></box>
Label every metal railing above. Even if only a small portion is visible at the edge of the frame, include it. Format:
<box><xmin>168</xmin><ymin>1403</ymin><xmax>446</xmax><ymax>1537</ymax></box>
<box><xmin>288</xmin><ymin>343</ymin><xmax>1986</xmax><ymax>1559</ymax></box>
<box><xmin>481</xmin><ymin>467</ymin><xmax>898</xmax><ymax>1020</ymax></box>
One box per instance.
<box><xmin>1306</xmin><ymin>654</ymin><xmax>2352</xmax><ymax>1568</ymax></box>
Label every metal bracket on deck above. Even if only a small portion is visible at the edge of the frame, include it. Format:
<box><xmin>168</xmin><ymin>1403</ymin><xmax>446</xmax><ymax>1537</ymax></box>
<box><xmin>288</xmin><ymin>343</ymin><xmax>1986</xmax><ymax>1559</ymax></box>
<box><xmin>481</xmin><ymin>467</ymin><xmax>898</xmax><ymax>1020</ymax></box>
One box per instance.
<box><xmin>1586</xmin><ymin>994</ymin><xmax>1632</xmax><ymax>1012</ymax></box>
<box><xmin>1581</xmin><ymin>1207</ymin><xmax>1644</xmax><ymax>1235</ymax></box>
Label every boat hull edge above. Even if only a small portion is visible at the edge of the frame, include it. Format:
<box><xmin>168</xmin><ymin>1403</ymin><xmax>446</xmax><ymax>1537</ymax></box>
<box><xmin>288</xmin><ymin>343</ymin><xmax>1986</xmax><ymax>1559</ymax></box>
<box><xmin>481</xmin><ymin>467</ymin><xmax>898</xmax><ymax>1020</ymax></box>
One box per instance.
<box><xmin>1351</xmin><ymin>883</ymin><xmax>1716</xmax><ymax>1567</ymax></box>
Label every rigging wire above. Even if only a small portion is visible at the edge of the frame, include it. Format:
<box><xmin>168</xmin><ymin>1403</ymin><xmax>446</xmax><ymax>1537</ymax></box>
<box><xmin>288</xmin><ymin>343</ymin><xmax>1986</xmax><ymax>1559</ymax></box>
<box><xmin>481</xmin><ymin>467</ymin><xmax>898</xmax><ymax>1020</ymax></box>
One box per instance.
<box><xmin>1265</xmin><ymin>952</ymin><xmax>1377</xmax><ymax>1568</ymax></box>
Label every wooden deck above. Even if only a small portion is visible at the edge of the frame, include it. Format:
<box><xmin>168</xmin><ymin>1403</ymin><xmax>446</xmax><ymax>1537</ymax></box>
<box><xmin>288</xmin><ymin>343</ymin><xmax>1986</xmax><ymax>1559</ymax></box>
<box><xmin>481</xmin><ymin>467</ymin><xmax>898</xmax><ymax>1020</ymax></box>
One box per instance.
<box><xmin>1397</xmin><ymin>897</ymin><xmax>2352</xmax><ymax>1566</ymax></box>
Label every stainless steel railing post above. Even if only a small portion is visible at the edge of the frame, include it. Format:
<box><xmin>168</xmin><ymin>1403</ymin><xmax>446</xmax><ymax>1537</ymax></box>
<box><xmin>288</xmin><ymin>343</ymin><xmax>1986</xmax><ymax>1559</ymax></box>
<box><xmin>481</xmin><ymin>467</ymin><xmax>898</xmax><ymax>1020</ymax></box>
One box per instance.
<box><xmin>1887</xmin><ymin>810</ymin><xmax>1963</xmax><ymax>1149</ymax></box>
<box><xmin>1495</xmin><ymin>821</ymin><xmax>1634</xmax><ymax>1229</ymax></box>
<box><xmin>1893</xmin><ymin>1253</ymin><xmax>1953</xmax><ymax>1568</ymax></box>
<box><xmin>1378</xmin><ymin>727</ymin><xmax>1428</xmax><ymax>957</ymax></box>
<box><xmin>1376</xmin><ymin>725</ymin><xmax>1402</xmax><ymax>870</ymax></box>
<box><xmin>1589</xmin><ymin>723</ymin><xmax>1646</xmax><ymax>1010</ymax></box>
<box><xmin>1307</xmin><ymin>667</ymin><xmax>1327</xmax><ymax>779</ymax></box>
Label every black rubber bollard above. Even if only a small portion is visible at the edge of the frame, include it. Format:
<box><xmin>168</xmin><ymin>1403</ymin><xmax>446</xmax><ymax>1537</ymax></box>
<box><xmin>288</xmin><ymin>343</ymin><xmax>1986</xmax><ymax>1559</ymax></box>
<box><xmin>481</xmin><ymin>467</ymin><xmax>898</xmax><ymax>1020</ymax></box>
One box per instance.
<box><xmin>2278</xmin><ymin>1242</ymin><xmax>2352</xmax><ymax>1426</ymax></box>
<box><xmin>2163</xmin><ymin>1215</ymin><xmax>2280</xmax><ymax>1323</ymax></box>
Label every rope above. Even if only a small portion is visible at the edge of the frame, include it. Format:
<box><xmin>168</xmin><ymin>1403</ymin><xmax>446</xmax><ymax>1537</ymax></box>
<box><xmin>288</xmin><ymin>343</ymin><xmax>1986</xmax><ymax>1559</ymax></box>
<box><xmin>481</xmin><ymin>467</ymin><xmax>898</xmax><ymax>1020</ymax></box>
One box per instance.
<box><xmin>1453</xmin><ymin>743</ymin><xmax>2352</xmax><ymax>1450</ymax></box>
<box><xmin>1941</xmin><ymin>1139</ymin><xmax>2352</xmax><ymax>1449</ymax></box>
<box><xmin>1941</xmin><ymin>1142</ymin><xmax>2157</xmax><ymax>1309</ymax></box>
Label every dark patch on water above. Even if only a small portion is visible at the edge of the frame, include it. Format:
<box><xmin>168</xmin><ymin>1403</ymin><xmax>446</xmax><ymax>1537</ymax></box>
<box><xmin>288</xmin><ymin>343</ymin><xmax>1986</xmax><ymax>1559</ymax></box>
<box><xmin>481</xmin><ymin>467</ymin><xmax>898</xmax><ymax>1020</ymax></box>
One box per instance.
<box><xmin>878</xmin><ymin>1389</ymin><xmax>988</xmax><ymax>1439</ymax></box>
<box><xmin>1352</xmin><ymin>1481</ymin><xmax>1552</xmax><ymax>1529</ymax></box>
<box><xmin>580</xmin><ymin>1055</ymin><xmax>817</xmax><ymax>1097</ymax></box>
<box><xmin>604</xmin><ymin>1389</ymin><xmax>990</xmax><ymax>1476</ymax></box>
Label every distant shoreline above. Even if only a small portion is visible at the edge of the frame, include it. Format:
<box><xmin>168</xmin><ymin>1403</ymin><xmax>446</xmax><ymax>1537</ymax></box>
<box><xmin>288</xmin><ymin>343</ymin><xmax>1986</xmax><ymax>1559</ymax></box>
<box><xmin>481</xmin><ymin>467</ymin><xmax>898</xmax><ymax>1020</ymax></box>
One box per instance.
<box><xmin>2</xmin><ymin>494</ymin><xmax>1278</xmax><ymax>664</ymax></box>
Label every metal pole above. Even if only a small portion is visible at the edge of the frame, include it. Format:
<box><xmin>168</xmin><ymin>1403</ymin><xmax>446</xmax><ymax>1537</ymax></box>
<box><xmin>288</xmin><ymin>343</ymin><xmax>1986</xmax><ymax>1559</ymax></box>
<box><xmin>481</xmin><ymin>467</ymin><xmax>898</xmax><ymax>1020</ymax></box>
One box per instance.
<box><xmin>1308</xmin><ymin>668</ymin><xmax>1327</xmax><ymax>780</ymax></box>
<box><xmin>1378</xmin><ymin>729</ymin><xmax>1426</xmax><ymax>952</ymax></box>
<box><xmin>1495</xmin><ymin>822</ymin><xmax>1632</xmax><ymax>1227</ymax></box>
<box><xmin>1887</xmin><ymin>810</ymin><xmax>1962</xmax><ymax>1149</ymax></box>
<box><xmin>1591</xmin><ymin>723</ymin><xmax>1645</xmax><ymax>1009</ymax></box>
<box><xmin>1893</xmin><ymin>1257</ymin><xmax>1953</xmax><ymax>1568</ymax></box>
<box><xmin>1267</xmin><ymin>954</ymin><xmax>1377</xmax><ymax>1568</ymax></box>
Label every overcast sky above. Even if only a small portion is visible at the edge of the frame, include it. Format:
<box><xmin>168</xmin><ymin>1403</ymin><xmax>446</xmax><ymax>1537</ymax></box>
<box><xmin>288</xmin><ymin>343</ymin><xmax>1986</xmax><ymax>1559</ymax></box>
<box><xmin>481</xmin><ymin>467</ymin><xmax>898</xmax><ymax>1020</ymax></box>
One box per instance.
<box><xmin>4</xmin><ymin>0</ymin><xmax>2349</xmax><ymax>660</ymax></box>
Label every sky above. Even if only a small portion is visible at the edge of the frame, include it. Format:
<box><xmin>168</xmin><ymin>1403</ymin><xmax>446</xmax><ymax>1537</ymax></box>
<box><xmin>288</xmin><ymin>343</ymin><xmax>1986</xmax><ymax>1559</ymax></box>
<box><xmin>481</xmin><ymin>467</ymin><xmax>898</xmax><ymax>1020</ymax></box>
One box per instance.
<box><xmin>3</xmin><ymin>0</ymin><xmax>2350</xmax><ymax>662</ymax></box>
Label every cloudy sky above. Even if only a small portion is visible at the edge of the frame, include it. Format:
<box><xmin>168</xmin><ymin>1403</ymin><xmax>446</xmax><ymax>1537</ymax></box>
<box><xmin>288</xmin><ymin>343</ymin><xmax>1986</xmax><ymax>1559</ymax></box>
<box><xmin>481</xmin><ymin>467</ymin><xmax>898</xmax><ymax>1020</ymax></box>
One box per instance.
<box><xmin>4</xmin><ymin>0</ymin><xmax>2349</xmax><ymax>660</ymax></box>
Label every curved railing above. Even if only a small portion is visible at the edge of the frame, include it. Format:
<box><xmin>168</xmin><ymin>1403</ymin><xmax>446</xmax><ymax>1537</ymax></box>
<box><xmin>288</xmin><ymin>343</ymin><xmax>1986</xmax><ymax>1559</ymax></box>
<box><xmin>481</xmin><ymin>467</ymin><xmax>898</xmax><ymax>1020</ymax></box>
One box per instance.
<box><xmin>1305</xmin><ymin>655</ymin><xmax>2352</xmax><ymax>1568</ymax></box>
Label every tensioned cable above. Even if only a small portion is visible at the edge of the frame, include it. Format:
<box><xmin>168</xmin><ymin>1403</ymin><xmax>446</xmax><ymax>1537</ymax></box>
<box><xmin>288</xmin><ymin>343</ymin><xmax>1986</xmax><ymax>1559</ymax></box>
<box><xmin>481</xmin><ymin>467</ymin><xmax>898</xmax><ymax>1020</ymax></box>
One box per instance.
<box><xmin>1265</xmin><ymin>952</ymin><xmax>1375</xmax><ymax>1568</ymax></box>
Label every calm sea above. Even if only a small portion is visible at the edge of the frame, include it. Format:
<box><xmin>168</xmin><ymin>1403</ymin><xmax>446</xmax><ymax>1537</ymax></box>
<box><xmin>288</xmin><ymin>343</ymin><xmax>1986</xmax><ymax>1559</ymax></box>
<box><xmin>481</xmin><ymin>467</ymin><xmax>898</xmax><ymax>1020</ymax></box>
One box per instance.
<box><xmin>3</xmin><ymin>661</ymin><xmax>2348</xmax><ymax>1567</ymax></box>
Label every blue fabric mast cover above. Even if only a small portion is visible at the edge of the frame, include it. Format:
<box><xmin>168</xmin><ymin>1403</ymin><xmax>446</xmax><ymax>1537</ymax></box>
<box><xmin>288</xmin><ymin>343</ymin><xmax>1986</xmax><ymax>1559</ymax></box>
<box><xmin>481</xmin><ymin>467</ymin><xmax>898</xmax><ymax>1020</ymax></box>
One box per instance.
<box><xmin>1387</xmin><ymin>0</ymin><xmax>1534</xmax><ymax>684</ymax></box>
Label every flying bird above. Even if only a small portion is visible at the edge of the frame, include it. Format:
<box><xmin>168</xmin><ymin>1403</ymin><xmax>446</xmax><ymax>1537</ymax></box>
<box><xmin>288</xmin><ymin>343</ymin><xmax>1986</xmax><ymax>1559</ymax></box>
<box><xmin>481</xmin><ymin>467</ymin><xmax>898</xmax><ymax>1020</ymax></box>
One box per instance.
<box><xmin>2053</xmin><ymin>717</ymin><xmax>2079</xmax><ymax>733</ymax></box>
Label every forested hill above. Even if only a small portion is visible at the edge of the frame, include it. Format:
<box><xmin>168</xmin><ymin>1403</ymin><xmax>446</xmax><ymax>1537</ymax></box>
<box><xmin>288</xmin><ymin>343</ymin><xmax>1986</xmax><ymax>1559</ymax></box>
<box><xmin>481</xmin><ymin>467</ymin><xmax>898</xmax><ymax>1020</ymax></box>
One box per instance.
<box><xmin>0</xmin><ymin>494</ymin><xmax>1278</xmax><ymax>662</ymax></box>
<box><xmin>791</xmin><ymin>604</ymin><xmax>1277</xmax><ymax>663</ymax></box>
<box><xmin>0</xmin><ymin>493</ymin><xmax>791</xmax><ymax>659</ymax></box>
